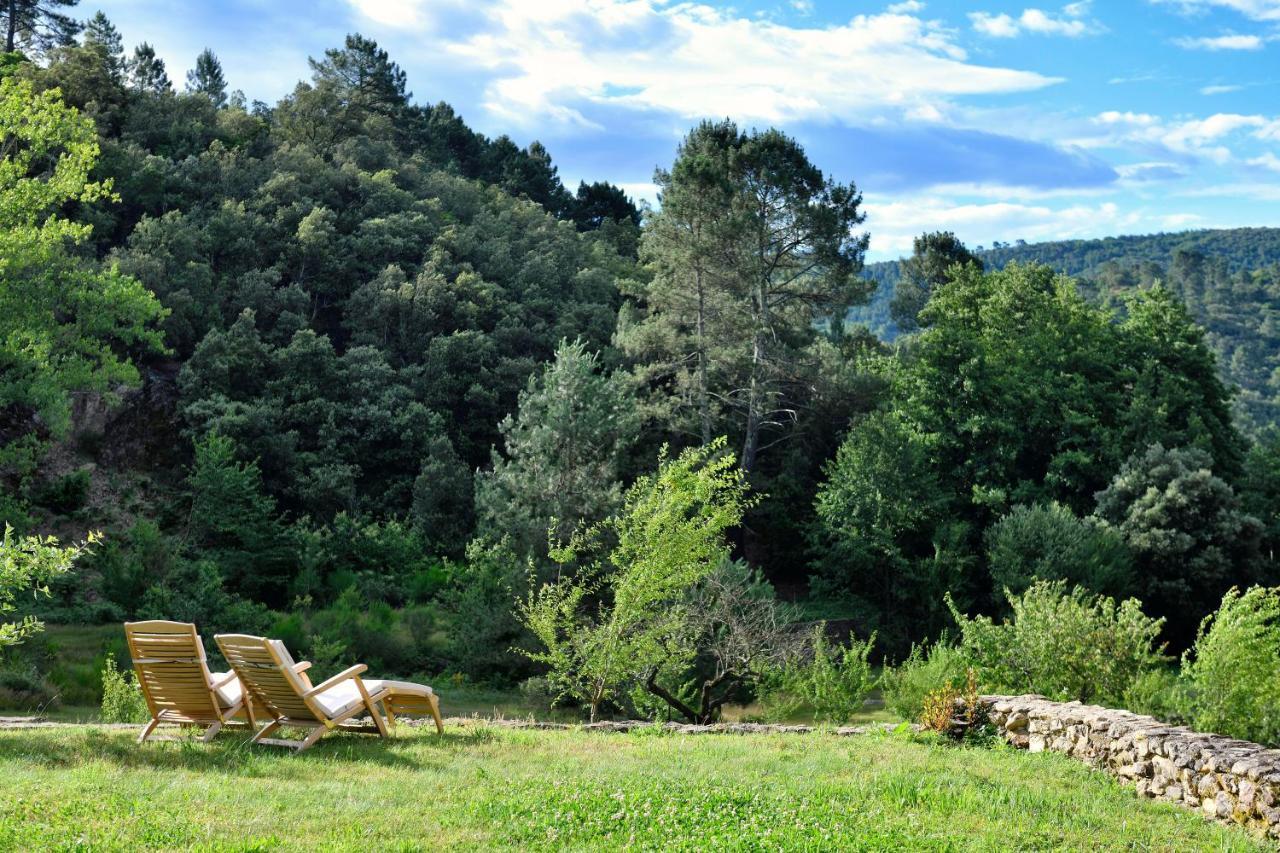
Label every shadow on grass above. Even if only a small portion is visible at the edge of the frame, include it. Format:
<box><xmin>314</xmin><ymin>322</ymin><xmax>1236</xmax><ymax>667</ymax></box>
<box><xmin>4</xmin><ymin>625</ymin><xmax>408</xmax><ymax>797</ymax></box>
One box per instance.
<box><xmin>0</xmin><ymin>723</ymin><xmax>484</xmax><ymax>776</ymax></box>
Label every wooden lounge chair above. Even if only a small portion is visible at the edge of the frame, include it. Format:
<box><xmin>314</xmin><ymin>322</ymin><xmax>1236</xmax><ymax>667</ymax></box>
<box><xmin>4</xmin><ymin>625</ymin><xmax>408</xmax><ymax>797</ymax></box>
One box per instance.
<box><xmin>214</xmin><ymin>634</ymin><xmax>443</xmax><ymax>752</ymax></box>
<box><xmin>123</xmin><ymin>620</ymin><xmax>249</xmax><ymax>744</ymax></box>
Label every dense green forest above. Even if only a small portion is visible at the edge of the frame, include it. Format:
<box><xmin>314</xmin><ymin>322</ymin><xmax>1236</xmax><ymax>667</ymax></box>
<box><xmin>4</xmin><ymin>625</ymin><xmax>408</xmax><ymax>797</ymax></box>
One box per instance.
<box><xmin>852</xmin><ymin>228</ymin><xmax>1280</xmax><ymax>431</ymax></box>
<box><xmin>3</xmin><ymin>13</ymin><xmax>1279</xmax><ymax>715</ymax></box>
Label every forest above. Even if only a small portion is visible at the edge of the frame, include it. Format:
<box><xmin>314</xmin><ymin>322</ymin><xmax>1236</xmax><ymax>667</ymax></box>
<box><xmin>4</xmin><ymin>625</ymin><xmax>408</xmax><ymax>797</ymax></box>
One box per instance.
<box><xmin>3</xmin><ymin>14</ymin><xmax>1280</xmax><ymax>725</ymax></box>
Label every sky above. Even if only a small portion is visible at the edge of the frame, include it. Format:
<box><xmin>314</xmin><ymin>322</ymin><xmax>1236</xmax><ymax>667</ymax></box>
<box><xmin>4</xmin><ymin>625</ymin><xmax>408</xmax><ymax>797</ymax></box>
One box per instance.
<box><xmin>90</xmin><ymin>0</ymin><xmax>1280</xmax><ymax>260</ymax></box>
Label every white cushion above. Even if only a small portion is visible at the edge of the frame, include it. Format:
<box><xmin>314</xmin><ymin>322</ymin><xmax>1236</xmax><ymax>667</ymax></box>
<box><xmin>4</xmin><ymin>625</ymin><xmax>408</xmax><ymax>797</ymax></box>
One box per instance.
<box><xmin>368</xmin><ymin>679</ymin><xmax>432</xmax><ymax>698</ymax></box>
<box><xmin>311</xmin><ymin>680</ymin><xmax>371</xmax><ymax>718</ymax></box>
<box><xmin>310</xmin><ymin>678</ymin><xmax>432</xmax><ymax>718</ymax></box>
<box><xmin>208</xmin><ymin>671</ymin><xmax>243</xmax><ymax>707</ymax></box>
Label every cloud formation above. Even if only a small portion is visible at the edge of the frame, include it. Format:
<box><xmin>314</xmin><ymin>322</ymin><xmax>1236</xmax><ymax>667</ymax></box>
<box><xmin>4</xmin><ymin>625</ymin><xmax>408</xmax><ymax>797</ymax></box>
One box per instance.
<box><xmin>1174</xmin><ymin>32</ymin><xmax>1268</xmax><ymax>48</ymax></box>
<box><xmin>970</xmin><ymin>3</ymin><xmax>1102</xmax><ymax>37</ymax></box>
<box><xmin>1150</xmin><ymin>0</ymin><xmax>1280</xmax><ymax>20</ymax></box>
<box><xmin>353</xmin><ymin>1</ymin><xmax>1061</xmax><ymax>129</ymax></box>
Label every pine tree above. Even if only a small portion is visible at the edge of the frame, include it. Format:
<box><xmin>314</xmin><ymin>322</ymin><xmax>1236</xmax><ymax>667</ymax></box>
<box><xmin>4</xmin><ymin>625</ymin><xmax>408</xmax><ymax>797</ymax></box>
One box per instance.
<box><xmin>2</xmin><ymin>0</ymin><xmax>80</xmax><ymax>55</ymax></box>
<box><xmin>128</xmin><ymin>42</ymin><xmax>170</xmax><ymax>93</ymax></box>
<box><xmin>81</xmin><ymin>11</ymin><xmax>123</xmax><ymax>82</ymax></box>
<box><xmin>185</xmin><ymin>47</ymin><xmax>226</xmax><ymax>107</ymax></box>
<box><xmin>473</xmin><ymin>340</ymin><xmax>638</xmax><ymax>560</ymax></box>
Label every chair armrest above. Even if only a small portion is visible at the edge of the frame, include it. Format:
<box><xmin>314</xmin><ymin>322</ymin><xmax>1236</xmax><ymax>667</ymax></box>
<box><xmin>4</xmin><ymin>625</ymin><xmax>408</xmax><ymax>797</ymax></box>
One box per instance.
<box><xmin>293</xmin><ymin>661</ymin><xmax>312</xmax><ymax>674</ymax></box>
<box><xmin>304</xmin><ymin>663</ymin><xmax>368</xmax><ymax>697</ymax></box>
<box><xmin>210</xmin><ymin>672</ymin><xmax>237</xmax><ymax>690</ymax></box>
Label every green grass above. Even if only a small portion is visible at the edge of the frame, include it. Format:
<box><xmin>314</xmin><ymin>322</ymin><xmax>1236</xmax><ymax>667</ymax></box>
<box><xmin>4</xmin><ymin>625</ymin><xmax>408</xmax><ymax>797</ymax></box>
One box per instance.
<box><xmin>0</xmin><ymin>723</ymin><xmax>1264</xmax><ymax>850</ymax></box>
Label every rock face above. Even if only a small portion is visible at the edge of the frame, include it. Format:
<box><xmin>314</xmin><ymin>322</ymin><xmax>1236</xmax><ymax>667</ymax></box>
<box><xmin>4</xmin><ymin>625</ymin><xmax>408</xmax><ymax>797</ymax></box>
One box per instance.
<box><xmin>982</xmin><ymin>694</ymin><xmax>1280</xmax><ymax>838</ymax></box>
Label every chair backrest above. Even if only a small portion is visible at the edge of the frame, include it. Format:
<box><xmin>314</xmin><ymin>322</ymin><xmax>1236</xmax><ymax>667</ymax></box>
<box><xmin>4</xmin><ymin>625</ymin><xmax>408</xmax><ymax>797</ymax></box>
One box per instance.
<box><xmin>124</xmin><ymin>620</ymin><xmax>222</xmax><ymax>723</ymax></box>
<box><xmin>214</xmin><ymin>634</ymin><xmax>318</xmax><ymax>722</ymax></box>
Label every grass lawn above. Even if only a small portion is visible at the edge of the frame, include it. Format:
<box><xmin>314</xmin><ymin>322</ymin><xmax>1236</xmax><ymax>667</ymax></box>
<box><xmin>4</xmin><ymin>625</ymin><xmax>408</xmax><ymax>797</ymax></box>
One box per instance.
<box><xmin>0</xmin><ymin>723</ymin><xmax>1265</xmax><ymax>851</ymax></box>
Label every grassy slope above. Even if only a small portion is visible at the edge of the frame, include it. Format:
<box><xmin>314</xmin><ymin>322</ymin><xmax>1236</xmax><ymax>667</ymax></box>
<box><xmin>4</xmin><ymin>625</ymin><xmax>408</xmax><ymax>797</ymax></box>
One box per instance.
<box><xmin>0</xmin><ymin>724</ymin><xmax>1263</xmax><ymax>850</ymax></box>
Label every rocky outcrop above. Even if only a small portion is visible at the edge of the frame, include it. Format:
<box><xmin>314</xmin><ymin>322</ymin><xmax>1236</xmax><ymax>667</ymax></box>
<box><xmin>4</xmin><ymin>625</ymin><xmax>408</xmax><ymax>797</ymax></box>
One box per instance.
<box><xmin>983</xmin><ymin>694</ymin><xmax>1280</xmax><ymax>838</ymax></box>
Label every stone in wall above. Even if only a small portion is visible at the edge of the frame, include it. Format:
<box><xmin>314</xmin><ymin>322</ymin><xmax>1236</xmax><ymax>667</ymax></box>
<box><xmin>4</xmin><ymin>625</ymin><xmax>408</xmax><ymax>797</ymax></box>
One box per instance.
<box><xmin>981</xmin><ymin>694</ymin><xmax>1280</xmax><ymax>838</ymax></box>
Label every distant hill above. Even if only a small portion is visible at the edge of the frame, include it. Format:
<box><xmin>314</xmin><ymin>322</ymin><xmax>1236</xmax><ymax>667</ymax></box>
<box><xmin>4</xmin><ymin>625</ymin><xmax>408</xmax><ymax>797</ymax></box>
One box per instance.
<box><xmin>849</xmin><ymin>227</ymin><xmax>1280</xmax><ymax>431</ymax></box>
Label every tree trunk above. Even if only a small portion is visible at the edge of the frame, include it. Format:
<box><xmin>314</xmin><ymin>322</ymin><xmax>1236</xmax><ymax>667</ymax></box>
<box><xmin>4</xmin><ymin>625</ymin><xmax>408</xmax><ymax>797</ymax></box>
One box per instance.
<box><xmin>644</xmin><ymin>668</ymin><xmax>700</xmax><ymax>724</ymax></box>
<box><xmin>6</xmin><ymin>0</ymin><xmax>16</xmax><ymax>54</ymax></box>
<box><xmin>696</xmin><ymin>265</ymin><xmax>710</xmax><ymax>446</ymax></box>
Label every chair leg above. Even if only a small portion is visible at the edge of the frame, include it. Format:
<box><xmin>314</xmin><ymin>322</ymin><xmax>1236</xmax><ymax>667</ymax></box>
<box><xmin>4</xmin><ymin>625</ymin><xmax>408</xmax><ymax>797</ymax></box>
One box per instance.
<box><xmin>364</xmin><ymin>697</ymin><xmax>390</xmax><ymax>738</ymax></box>
<box><xmin>251</xmin><ymin>719</ymin><xmax>281</xmax><ymax>744</ymax></box>
<box><xmin>429</xmin><ymin>694</ymin><xmax>444</xmax><ymax>736</ymax></box>
<box><xmin>381</xmin><ymin>699</ymin><xmax>396</xmax><ymax>729</ymax></box>
<box><xmin>200</xmin><ymin>721</ymin><xmax>224</xmax><ymax>743</ymax></box>
<box><xmin>294</xmin><ymin>725</ymin><xmax>327</xmax><ymax>753</ymax></box>
<box><xmin>138</xmin><ymin>718</ymin><xmax>160</xmax><ymax>744</ymax></box>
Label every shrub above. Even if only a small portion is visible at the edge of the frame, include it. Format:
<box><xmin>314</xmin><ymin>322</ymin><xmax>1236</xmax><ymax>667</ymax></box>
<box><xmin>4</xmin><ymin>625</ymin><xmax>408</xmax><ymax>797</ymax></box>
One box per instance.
<box><xmin>100</xmin><ymin>652</ymin><xmax>148</xmax><ymax>724</ymax></box>
<box><xmin>440</xmin><ymin>538</ymin><xmax>531</xmax><ymax>681</ymax></box>
<box><xmin>947</xmin><ymin>580</ymin><xmax>1167</xmax><ymax>705</ymax></box>
<box><xmin>880</xmin><ymin>636</ymin><xmax>969</xmax><ymax>722</ymax></box>
<box><xmin>1181</xmin><ymin>586</ymin><xmax>1280</xmax><ymax>745</ymax></box>
<box><xmin>1121</xmin><ymin>668</ymin><xmax>1191</xmax><ymax>726</ymax></box>
<box><xmin>0</xmin><ymin>669</ymin><xmax>58</xmax><ymax>711</ymax></box>
<box><xmin>985</xmin><ymin>502</ymin><xmax>1133</xmax><ymax>599</ymax></box>
<box><xmin>764</xmin><ymin>624</ymin><xmax>875</xmax><ymax>724</ymax></box>
<box><xmin>919</xmin><ymin>668</ymin><xmax>986</xmax><ymax>740</ymax></box>
<box><xmin>32</xmin><ymin>469</ymin><xmax>91</xmax><ymax>514</ymax></box>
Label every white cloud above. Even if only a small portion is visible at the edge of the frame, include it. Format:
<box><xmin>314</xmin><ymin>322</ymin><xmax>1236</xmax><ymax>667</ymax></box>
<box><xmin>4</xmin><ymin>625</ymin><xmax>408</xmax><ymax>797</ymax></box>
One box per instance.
<box><xmin>1174</xmin><ymin>32</ymin><xmax>1267</xmax><ymax>49</ymax></box>
<box><xmin>1248</xmin><ymin>152</ymin><xmax>1280</xmax><ymax>171</ymax></box>
<box><xmin>1079</xmin><ymin>110</ymin><xmax>1276</xmax><ymax>163</ymax></box>
<box><xmin>378</xmin><ymin>1</ymin><xmax>1063</xmax><ymax>129</ymax></box>
<box><xmin>865</xmin><ymin>194</ymin><xmax>1166</xmax><ymax>257</ymax></box>
<box><xmin>1151</xmin><ymin>0</ymin><xmax>1280</xmax><ymax>21</ymax></box>
<box><xmin>349</xmin><ymin>0</ymin><xmax>430</xmax><ymax>28</ymax></box>
<box><xmin>886</xmin><ymin>1</ymin><xmax>926</xmax><ymax>12</ymax></box>
<box><xmin>970</xmin><ymin>3</ymin><xmax>1102</xmax><ymax>37</ymax></box>
<box><xmin>1201</xmin><ymin>84</ymin><xmax>1244</xmax><ymax>94</ymax></box>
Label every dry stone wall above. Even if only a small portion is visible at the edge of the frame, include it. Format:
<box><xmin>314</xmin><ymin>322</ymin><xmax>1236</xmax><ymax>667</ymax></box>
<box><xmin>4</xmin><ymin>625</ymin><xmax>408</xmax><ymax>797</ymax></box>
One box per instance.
<box><xmin>983</xmin><ymin>694</ymin><xmax>1280</xmax><ymax>838</ymax></box>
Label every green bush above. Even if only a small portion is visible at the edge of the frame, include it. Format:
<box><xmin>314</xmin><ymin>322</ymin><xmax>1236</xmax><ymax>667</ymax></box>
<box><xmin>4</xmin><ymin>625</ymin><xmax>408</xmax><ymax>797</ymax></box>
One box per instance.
<box><xmin>985</xmin><ymin>502</ymin><xmax>1133</xmax><ymax>599</ymax></box>
<box><xmin>32</xmin><ymin>469</ymin><xmax>91</xmax><ymax>514</ymax></box>
<box><xmin>0</xmin><ymin>669</ymin><xmax>58</xmax><ymax>711</ymax></box>
<box><xmin>100</xmin><ymin>652</ymin><xmax>148</xmax><ymax>724</ymax></box>
<box><xmin>278</xmin><ymin>592</ymin><xmax>440</xmax><ymax>679</ymax></box>
<box><xmin>948</xmin><ymin>580</ymin><xmax>1167</xmax><ymax>705</ymax></box>
<box><xmin>1121</xmin><ymin>668</ymin><xmax>1191</xmax><ymax>726</ymax></box>
<box><xmin>1181</xmin><ymin>586</ymin><xmax>1280</xmax><ymax>745</ymax></box>
<box><xmin>761</xmin><ymin>625</ymin><xmax>876</xmax><ymax>724</ymax></box>
<box><xmin>879</xmin><ymin>636</ymin><xmax>969</xmax><ymax>722</ymax></box>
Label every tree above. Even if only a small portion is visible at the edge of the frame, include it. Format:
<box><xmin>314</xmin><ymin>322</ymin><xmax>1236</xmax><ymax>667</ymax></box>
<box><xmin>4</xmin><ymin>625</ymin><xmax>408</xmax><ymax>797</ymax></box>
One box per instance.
<box><xmin>571</xmin><ymin>180</ymin><xmax>640</xmax><ymax>230</ymax></box>
<box><xmin>308</xmin><ymin>33</ymin><xmax>408</xmax><ymax>126</ymax></box>
<box><xmin>128</xmin><ymin>42</ymin><xmax>170</xmax><ymax>93</ymax></box>
<box><xmin>517</xmin><ymin>439</ymin><xmax>756</xmax><ymax>721</ymax></box>
<box><xmin>185</xmin><ymin>48</ymin><xmax>226</xmax><ymax>108</ymax></box>
<box><xmin>810</xmin><ymin>409</ymin><xmax>962</xmax><ymax>653</ymax></box>
<box><xmin>1094</xmin><ymin>444</ymin><xmax>1263</xmax><ymax>648</ymax></box>
<box><xmin>0</xmin><ymin>524</ymin><xmax>95</xmax><ymax>648</ymax></box>
<box><xmin>628</xmin><ymin>119</ymin><xmax>744</xmax><ymax>446</ymax></box>
<box><xmin>2</xmin><ymin>0</ymin><xmax>79</xmax><ymax>55</ymax></box>
<box><xmin>1241</xmin><ymin>432</ymin><xmax>1280</xmax><ymax>565</ymax></box>
<box><xmin>1120</xmin><ymin>288</ymin><xmax>1244</xmax><ymax>480</ymax></box>
<box><xmin>1181</xmin><ymin>586</ymin><xmax>1280</xmax><ymax>746</ymax></box>
<box><xmin>631</xmin><ymin>121</ymin><xmax>870</xmax><ymax>470</ymax></box>
<box><xmin>0</xmin><ymin>77</ymin><xmax>164</xmax><ymax>462</ymax></box>
<box><xmin>474</xmin><ymin>339</ymin><xmax>637</xmax><ymax>560</ymax></box>
<box><xmin>948</xmin><ymin>580</ymin><xmax>1166</xmax><ymax>705</ymax></box>
<box><xmin>187</xmin><ymin>433</ymin><xmax>294</xmax><ymax>605</ymax></box>
<box><xmin>731</xmin><ymin>127</ymin><xmax>870</xmax><ymax>473</ymax></box>
<box><xmin>81</xmin><ymin>11</ymin><xmax>123</xmax><ymax>82</ymax></box>
<box><xmin>890</xmin><ymin>231</ymin><xmax>982</xmax><ymax>332</ymax></box>
<box><xmin>985</xmin><ymin>502</ymin><xmax>1134</xmax><ymax>600</ymax></box>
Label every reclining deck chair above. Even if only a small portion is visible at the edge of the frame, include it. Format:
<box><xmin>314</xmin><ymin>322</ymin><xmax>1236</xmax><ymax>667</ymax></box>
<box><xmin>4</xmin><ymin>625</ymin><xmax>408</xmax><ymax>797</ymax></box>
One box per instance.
<box><xmin>214</xmin><ymin>634</ymin><xmax>442</xmax><ymax>753</ymax></box>
<box><xmin>123</xmin><ymin>620</ymin><xmax>249</xmax><ymax>743</ymax></box>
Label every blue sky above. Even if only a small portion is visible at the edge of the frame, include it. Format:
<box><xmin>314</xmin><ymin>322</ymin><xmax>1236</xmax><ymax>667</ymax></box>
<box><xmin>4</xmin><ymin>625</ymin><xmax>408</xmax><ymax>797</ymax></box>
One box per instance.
<box><xmin>92</xmin><ymin>0</ymin><xmax>1280</xmax><ymax>260</ymax></box>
